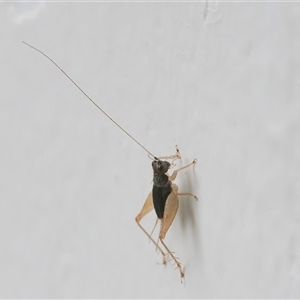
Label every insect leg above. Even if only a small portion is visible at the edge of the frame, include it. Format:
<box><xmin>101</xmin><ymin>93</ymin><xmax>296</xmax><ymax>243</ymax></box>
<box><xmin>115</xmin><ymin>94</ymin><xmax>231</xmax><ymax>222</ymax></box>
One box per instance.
<box><xmin>156</xmin><ymin>145</ymin><xmax>181</xmax><ymax>161</ymax></box>
<box><xmin>178</xmin><ymin>192</ymin><xmax>198</xmax><ymax>200</ymax></box>
<box><xmin>158</xmin><ymin>184</ymin><xmax>184</xmax><ymax>278</ymax></box>
<box><xmin>149</xmin><ymin>218</ymin><xmax>164</xmax><ymax>256</ymax></box>
<box><xmin>169</xmin><ymin>159</ymin><xmax>197</xmax><ymax>181</ymax></box>
<box><xmin>135</xmin><ymin>192</ymin><xmax>167</xmax><ymax>263</ymax></box>
<box><xmin>159</xmin><ymin>239</ymin><xmax>184</xmax><ymax>278</ymax></box>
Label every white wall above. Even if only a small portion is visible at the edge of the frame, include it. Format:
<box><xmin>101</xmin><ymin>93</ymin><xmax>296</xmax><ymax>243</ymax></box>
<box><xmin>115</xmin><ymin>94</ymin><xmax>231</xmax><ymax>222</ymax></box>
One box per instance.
<box><xmin>0</xmin><ymin>2</ymin><xmax>299</xmax><ymax>298</ymax></box>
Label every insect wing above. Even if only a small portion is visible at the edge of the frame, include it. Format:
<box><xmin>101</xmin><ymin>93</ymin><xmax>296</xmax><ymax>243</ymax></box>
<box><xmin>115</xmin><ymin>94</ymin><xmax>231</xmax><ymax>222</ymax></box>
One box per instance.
<box><xmin>135</xmin><ymin>191</ymin><xmax>153</xmax><ymax>222</ymax></box>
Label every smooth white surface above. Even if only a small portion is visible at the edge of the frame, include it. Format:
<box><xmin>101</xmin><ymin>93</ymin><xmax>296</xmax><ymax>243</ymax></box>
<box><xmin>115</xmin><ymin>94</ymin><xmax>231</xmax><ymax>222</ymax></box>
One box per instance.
<box><xmin>1</xmin><ymin>2</ymin><xmax>299</xmax><ymax>298</ymax></box>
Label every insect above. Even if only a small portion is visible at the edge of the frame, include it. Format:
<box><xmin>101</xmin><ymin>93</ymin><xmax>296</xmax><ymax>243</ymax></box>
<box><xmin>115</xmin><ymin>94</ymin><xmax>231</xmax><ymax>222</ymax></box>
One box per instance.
<box><xmin>135</xmin><ymin>147</ymin><xmax>197</xmax><ymax>278</ymax></box>
<box><xmin>22</xmin><ymin>41</ymin><xmax>198</xmax><ymax>278</ymax></box>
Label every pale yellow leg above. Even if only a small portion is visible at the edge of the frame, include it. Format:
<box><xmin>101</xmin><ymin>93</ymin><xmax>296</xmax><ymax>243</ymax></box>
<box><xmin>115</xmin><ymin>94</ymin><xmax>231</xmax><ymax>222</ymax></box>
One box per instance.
<box><xmin>169</xmin><ymin>159</ymin><xmax>197</xmax><ymax>181</ymax></box>
<box><xmin>156</xmin><ymin>145</ymin><xmax>181</xmax><ymax>161</ymax></box>
<box><xmin>135</xmin><ymin>192</ymin><xmax>167</xmax><ymax>263</ymax></box>
<box><xmin>178</xmin><ymin>192</ymin><xmax>198</xmax><ymax>200</ymax></box>
<box><xmin>158</xmin><ymin>184</ymin><xmax>198</xmax><ymax>279</ymax></box>
<box><xmin>160</xmin><ymin>238</ymin><xmax>184</xmax><ymax>278</ymax></box>
<box><xmin>149</xmin><ymin>218</ymin><xmax>159</xmax><ymax>238</ymax></box>
<box><xmin>149</xmin><ymin>218</ymin><xmax>164</xmax><ymax>255</ymax></box>
<box><xmin>157</xmin><ymin>185</ymin><xmax>184</xmax><ymax>278</ymax></box>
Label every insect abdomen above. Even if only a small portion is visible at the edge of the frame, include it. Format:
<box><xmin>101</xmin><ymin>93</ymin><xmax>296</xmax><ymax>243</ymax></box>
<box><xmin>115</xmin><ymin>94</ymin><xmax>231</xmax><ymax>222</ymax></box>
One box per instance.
<box><xmin>152</xmin><ymin>182</ymin><xmax>172</xmax><ymax>219</ymax></box>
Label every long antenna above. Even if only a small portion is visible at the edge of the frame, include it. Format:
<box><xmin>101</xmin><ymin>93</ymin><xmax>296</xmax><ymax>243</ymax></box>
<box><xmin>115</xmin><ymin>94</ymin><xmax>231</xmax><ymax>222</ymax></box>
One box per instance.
<box><xmin>22</xmin><ymin>41</ymin><xmax>157</xmax><ymax>160</ymax></box>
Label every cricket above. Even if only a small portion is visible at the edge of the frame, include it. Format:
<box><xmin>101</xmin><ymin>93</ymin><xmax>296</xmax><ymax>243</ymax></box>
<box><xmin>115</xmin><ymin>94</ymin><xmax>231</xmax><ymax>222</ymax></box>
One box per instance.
<box><xmin>22</xmin><ymin>41</ymin><xmax>198</xmax><ymax>279</ymax></box>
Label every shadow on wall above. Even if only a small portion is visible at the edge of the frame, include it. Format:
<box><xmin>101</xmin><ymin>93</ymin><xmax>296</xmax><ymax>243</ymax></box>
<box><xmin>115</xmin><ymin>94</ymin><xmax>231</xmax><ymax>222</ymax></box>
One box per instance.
<box><xmin>176</xmin><ymin>157</ymin><xmax>202</xmax><ymax>274</ymax></box>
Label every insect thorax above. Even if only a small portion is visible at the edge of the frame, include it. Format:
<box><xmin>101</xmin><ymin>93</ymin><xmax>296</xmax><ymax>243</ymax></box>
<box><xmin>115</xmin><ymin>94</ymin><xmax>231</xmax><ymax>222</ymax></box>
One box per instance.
<box><xmin>153</xmin><ymin>173</ymin><xmax>169</xmax><ymax>187</ymax></box>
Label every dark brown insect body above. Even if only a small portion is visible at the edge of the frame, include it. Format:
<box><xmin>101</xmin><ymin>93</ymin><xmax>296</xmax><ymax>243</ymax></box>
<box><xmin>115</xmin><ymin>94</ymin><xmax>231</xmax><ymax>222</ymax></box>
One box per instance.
<box><xmin>152</xmin><ymin>160</ymin><xmax>172</xmax><ymax>219</ymax></box>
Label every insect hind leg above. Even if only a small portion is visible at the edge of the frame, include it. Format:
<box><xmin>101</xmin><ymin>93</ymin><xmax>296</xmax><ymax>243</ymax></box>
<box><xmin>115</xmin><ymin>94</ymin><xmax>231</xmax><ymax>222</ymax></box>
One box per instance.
<box><xmin>135</xmin><ymin>221</ymin><xmax>167</xmax><ymax>264</ymax></box>
<box><xmin>135</xmin><ymin>192</ymin><xmax>167</xmax><ymax>264</ymax></box>
<box><xmin>159</xmin><ymin>238</ymin><xmax>184</xmax><ymax>278</ymax></box>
